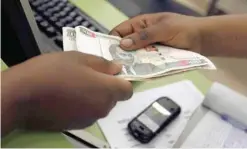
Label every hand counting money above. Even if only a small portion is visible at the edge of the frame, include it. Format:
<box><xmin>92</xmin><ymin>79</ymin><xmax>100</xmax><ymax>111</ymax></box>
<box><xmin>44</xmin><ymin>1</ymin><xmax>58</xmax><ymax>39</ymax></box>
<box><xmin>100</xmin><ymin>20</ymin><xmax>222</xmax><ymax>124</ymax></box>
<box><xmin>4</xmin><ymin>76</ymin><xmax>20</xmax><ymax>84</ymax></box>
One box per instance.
<box><xmin>63</xmin><ymin>26</ymin><xmax>216</xmax><ymax>81</ymax></box>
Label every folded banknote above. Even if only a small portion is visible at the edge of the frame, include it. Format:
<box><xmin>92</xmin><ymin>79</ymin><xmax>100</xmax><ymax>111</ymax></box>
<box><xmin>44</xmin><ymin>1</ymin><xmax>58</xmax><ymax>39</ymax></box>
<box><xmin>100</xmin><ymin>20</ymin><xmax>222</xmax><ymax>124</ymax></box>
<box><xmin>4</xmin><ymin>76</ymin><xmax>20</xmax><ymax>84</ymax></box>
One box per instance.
<box><xmin>63</xmin><ymin>26</ymin><xmax>216</xmax><ymax>80</ymax></box>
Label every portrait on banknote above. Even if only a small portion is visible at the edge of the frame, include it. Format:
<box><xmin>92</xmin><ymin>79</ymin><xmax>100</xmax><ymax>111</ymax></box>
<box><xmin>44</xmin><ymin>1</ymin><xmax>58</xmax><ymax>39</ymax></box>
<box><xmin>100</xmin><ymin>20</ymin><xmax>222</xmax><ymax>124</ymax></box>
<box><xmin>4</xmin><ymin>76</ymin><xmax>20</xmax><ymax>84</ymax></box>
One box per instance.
<box><xmin>109</xmin><ymin>44</ymin><xmax>166</xmax><ymax>75</ymax></box>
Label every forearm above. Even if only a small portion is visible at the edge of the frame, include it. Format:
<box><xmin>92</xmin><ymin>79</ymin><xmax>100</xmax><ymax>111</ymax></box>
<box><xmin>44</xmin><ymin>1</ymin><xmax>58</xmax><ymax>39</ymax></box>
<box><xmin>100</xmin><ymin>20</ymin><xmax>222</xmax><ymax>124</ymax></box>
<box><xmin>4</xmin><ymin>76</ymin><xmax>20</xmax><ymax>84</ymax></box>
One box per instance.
<box><xmin>1</xmin><ymin>67</ymin><xmax>32</xmax><ymax>137</ymax></box>
<box><xmin>198</xmin><ymin>14</ymin><xmax>247</xmax><ymax>58</ymax></box>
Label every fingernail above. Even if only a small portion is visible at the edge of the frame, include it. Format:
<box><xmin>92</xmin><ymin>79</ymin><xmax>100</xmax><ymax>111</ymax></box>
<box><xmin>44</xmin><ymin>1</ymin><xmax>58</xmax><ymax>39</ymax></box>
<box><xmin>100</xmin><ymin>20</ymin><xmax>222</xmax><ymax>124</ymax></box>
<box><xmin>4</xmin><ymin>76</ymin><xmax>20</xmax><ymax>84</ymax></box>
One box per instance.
<box><xmin>121</xmin><ymin>38</ymin><xmax>133</xmax><ymax>48</ymax></box>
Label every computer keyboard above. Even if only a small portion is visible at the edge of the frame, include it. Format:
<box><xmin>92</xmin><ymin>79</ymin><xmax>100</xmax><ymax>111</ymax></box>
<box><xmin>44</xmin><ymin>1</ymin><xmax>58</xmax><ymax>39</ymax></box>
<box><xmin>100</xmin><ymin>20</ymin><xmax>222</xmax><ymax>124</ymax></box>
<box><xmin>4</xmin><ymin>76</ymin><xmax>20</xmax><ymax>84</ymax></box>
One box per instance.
<box><xmin>29</xmin><ymin>0</ymin><xmax>108</xmax><ymax>50</ymax></box>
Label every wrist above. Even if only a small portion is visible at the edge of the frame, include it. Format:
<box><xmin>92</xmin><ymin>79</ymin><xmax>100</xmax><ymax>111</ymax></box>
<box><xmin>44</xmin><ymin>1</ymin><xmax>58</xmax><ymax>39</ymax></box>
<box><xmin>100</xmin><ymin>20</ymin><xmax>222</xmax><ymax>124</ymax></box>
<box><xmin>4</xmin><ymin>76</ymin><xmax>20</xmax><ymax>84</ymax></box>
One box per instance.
<box><xmin>189</xmin><ymin>17</ymin><xmax>205</xmax><ymax>54</ymax></box>
<box><xmin>196</xmin><ymin>17</ymin><xmax>215</xmax><ymax>56</ymax></box>
<box><xmin>2</xmin><ymin>65</ymin><xmax>37</xmax><ymax>136</ymax></box>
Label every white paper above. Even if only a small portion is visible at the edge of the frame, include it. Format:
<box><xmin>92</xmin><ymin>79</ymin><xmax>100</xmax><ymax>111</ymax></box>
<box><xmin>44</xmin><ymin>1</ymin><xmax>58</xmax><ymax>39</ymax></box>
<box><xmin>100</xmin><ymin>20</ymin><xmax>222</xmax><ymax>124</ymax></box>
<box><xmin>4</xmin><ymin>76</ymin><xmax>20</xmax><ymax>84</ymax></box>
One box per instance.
<box><xmin>182</xmin><ymin>111</ymin><xmax>247</xmax><ymax>148</ymax></box>
<box><xmin>203</xmin><ymin>82</ymin><xmax>247</xmax><ymax>126</ymax></box>
<box><xmin>98</xmin><ymin>80</ymin><xmax>204</xmax><ymax>148</ymax></box>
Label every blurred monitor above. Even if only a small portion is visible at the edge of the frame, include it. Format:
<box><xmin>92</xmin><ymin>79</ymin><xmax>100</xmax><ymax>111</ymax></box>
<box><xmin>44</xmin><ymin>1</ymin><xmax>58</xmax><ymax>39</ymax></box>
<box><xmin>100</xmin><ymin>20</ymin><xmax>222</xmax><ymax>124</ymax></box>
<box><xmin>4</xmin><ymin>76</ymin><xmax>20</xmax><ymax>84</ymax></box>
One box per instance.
<box><xmin>2</xmin><ymin>0</ymin><xmax>107</xmax><ymax>67</ymax></box>
<box><xmin>2</xmin><ymin>0</ymin><xmax>43</xmax><ymax>66</ymax></box>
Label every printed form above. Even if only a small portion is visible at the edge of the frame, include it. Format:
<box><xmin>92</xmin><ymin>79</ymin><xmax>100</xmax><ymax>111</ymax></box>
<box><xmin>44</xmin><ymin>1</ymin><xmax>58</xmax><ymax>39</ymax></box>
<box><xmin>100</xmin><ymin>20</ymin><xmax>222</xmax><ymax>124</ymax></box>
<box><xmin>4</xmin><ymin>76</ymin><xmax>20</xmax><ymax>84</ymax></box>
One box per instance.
<box><xmin>182</xmin><ymin>111</ymin><xmax>247</xmax><ymax>148</ymax></box>
<box><xmin>182</xmin><ymin>82</ymin><xmax>247</xmax><ymax>148</ymax></box>
<box><xmin>98</xmin><ymin>80</ymin><xmax>204</xmax><ymax>148</ymax></box>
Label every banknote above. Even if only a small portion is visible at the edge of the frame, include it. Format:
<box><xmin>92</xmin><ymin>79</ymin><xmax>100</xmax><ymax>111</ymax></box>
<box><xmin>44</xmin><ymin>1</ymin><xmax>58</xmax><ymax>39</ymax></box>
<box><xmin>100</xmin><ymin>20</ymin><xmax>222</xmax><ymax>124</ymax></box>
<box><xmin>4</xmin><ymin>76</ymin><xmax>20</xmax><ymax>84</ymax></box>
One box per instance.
<box><xmin>63</xmin><ymin>27</ymin><xmax>77</xmax><ymax>51</ymax></box>
<box><xmin>63</xmin><ymin>26</ymin><xmax>216</xmax><ymax>80</ymax></box>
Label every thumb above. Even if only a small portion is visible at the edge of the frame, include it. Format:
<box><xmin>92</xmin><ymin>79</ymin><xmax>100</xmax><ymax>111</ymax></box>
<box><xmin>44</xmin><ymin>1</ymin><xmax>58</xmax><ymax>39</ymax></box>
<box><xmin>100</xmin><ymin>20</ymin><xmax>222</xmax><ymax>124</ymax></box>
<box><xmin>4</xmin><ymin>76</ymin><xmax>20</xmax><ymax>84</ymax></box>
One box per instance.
<box><xmin>120</xmin><ymin>25</ymin><xmax>161</xmax><ymax>50</ymax></box>
<box><xmin>84</xmin><ymin>55</ymin><xmax>122</xmax><ymax>75</ymax></box>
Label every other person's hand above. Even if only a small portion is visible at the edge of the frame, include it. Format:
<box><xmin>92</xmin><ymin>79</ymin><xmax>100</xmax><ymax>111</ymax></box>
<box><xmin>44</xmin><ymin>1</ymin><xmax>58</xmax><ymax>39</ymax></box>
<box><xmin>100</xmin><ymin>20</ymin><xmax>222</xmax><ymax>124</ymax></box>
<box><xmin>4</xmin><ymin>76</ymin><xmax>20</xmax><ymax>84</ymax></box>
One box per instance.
<box><xmin>2</xmin><ymin>51</ymin><xmax>133</xmax><ymax>133</ymax></box>
<box><xmin>110</xmin><ymin>13</ymin><xmax>202</xmax><ymax>53</ymax></box>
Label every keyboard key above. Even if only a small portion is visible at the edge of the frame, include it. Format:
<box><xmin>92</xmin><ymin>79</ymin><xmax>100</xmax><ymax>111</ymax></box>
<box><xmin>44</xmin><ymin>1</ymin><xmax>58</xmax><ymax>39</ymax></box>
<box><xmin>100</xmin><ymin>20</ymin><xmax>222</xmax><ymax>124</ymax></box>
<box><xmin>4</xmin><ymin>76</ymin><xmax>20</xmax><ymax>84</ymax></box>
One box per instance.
<box><xmin>56</xmin><ymin>5</ymin><xmax>63</xmax><ymax>12</ymax></box>
<box><xmin>75</xmin><ymin>16</ymin><xmax>83</xmax><ymax>22</ymax></box>
<box><xmin>61</xmin><ymin>0</ymin><xmax>68</xmax><ymax>3</ymax></box>
<box><xmin>54</xmin><ymin>36</ymin><xmax>63</xmax><ymax>48</ymax></box>
<box><xmin>82</xmin><ymin>21</ymin><xmax>90</xmax><ymax>27</ymax></box>
<box><xmin>46</xmin><ymin>26</ymin><xmax>57</xmax><ymax>37</ymax></box>
<box><xmin>52</xmin><ymin>0</ymin><xmax>60</xmax><ymax>5</ymax></box>
<box><xmin>59</xmin><ymin>17</ymin><xmax>66</xmax><ymax>23</ymax></box>
<box><xmin>60</xmin><ymin>18</ymin><xmax>69</xmax><ymax>24</ymax></box>
<box><xmin>89</xmin><ymin>26</ymin><xmax>96</xmax><ymax>31</ymax></box>
<box><xmin>37</xmin><ymin>21</ymin><xmax>49</xmax><ymax>32</ymax></box>
<box><xmin>69</xmin><ymin>20</ymin><xmax>80</xmax><ymax>27</ymax></box>
<box><xmin>40</xmin><ymin>21</ymin><xmax>49</xmax><ymax>28</ymax></box>
<box><xmin>65</xmin><ymin>16</ymin><xmax>73</xmax><ymax>23</ymax></box>
<box><xmin>52</xmin><ymin>6</ymin><xmax>61</xmax><ymax>12</ymax></box>
<box><xmin>69</xmin><ymin>11</ymin><xmax>77</xmax><ymax>18</ymax></box>
<box><xmin>53</xmin><ymin>13</ymin><xmax>61</xmax><ymax>18</ymax></box>
<box><xmin>71</xmin><ymin>21</ymin><xmax>81</xmax><ymax>27</ymax></box>
<box><xmin>65</xmin><ymin>4</ymin><xmax>75</xmax><ymax>11</ymax></box>
<box><xmin>55</xmin><ymin>21</ymin><xmax>64</xmax><ymax>28</ymax></box>
<box><xmin>49</xmin><ymin>7</ymin><xmax>58</xmax><ymax>11</ymax></box>
<box><xmin>43</xmin><ymin>11</ymin><xmax>52</xmax><ymax>18</ymax></box>
<box><xmin>50</xmin><ymin>16</ymin><xmax>58</xmax><ymax>22</ymax></box>
<box><xmin>47</xmin><ymin>1</ymin><xmax>56</xmax><ymax>7</ymax></box>
<box><xmin>65</xmin><ymin>23</ymin><xmax>73</xmax><ymax>28</ymax></box>
<box><xmin>57</xmin><ymin>2</ymin><xmax>66</xmax><ymax>8</ymax></box>
<box><xmin>42</xmin><ymin>0</ymin><xmax>50</xmax><ymax>4</ymax></box>
<box><xmin>68</xmin><ymin>23</ymin><xmax>76</xmax><ymax>28</ymax></box>
<box><xmin>59</xmin><ymin>11</ymin><xmax>67</xmax><ymax>17</ymax></box>
<box><xmin>46</xmin><ymin>8</ymin><xmax>56</xmax><ymax>14</ymax></box>
<box><xmin>41</xmin><ymin>3</ymin><xmax>51</xmax><ymax>10</ymax></box>
<box><xmin>37</xmin><ymin>5</ymin><xmax>46</xmax><ymax>12</ymax></box>
<box><xmin>52</xmin><ymin>0</ymin><xmax>59</xmax><ymax>2</ymax></box>
<box><xmin>63</xmin><ymin>6</ymin><xmax>71</xmax><ymax>12</ymax></box>
<box><xmin>31</xmin><ymin>0</ymin><xmax>43</xmax><ymax>7</ymax></box>
<box><xmin>55</xmin><ymin>22</ymin><xmax>64</xmax><ymax>32</ymax></box>
<box><xmin>34</xmin><ymin>15</ymin><xmax>43</xmax><ymax>23</ymax></box>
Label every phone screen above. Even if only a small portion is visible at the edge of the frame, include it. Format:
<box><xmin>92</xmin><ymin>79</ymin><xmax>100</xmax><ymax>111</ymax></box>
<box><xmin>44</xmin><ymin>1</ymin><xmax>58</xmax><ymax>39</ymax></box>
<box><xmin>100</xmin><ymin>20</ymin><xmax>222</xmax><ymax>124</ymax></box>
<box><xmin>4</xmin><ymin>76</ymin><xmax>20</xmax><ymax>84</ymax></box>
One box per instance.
<box><xmin>137</xmin><ymin>97</ymin><xmax>178</xmax><ymax>132</ymax></box>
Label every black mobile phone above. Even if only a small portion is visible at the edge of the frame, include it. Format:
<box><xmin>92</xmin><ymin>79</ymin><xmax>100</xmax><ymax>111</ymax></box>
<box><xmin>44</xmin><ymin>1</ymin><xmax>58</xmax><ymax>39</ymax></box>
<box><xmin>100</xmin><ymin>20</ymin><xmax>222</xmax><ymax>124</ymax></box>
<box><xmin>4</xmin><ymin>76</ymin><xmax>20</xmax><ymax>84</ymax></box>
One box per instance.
<box><xmin>128</xmin><ymin>97</ymin><xmax>181</xmax><ymax>143</ymax></box>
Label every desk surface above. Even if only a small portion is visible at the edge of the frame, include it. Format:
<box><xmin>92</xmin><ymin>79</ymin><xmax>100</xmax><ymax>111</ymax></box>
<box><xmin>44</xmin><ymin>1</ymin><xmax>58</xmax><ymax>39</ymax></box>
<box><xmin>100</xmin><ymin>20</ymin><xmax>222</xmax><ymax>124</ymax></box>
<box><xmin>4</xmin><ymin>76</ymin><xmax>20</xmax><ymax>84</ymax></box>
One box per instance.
<box><xmin>2</xmin><ymin>0</ymin><xmax>212</xmax><ymax>148</ymax></box>
<box><xmin>83</xmin><ymin>70</ymin><xmax>211</xmax><ymax>144</ymax></box>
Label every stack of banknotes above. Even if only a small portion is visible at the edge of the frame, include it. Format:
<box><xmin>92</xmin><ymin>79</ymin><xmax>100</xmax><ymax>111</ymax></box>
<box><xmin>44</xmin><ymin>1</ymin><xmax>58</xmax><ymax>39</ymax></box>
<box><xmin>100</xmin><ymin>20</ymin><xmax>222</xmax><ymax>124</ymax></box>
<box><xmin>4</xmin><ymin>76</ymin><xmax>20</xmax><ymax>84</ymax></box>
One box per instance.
<box><xmin>63</xmin><ymin>26</ymin><xmax>216</xmax><ymax>81</ymax></box>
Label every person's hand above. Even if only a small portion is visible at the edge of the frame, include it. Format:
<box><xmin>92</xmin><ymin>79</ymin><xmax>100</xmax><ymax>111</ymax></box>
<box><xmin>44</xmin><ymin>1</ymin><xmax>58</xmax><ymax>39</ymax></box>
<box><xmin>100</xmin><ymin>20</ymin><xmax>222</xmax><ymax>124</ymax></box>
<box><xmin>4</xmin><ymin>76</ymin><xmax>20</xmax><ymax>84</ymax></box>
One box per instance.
<box><xmin>2</xmin><ymin>51</ymin><xmax>133</xmax><ymax>133</ymax></box>
<box><xmin>110</xmin><ymin>12</ymin><xmax>202</xmax><ymax>53</ymax></box>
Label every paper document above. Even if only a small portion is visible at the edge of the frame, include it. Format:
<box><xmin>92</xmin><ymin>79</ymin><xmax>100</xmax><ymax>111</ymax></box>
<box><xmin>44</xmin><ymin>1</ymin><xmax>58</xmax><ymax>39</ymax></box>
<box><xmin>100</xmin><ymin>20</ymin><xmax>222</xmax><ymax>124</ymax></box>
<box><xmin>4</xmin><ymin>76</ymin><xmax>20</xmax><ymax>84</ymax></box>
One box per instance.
<box><xmin>98</xmin><ymin>80</ymin><xmax>204</xmax><ymax>148</ymax></box>
<box><xmin>182</xmin><ymin>82</ymin><xmax>247</xmax><ymax>148</ymax></box>
<box><xmin>203</xmin><ymin>82</ymin><xmax>247</xmax><ymax>126</ymax></box>
<box><xmin>182</xmin><ymin>111</ymin><xmax>247</xmax><ymax>148</ymax></box>
<box><xmin>63</xmin><ymin>26</ymin><xmax>216</xmax><ymax>81</ymax></box>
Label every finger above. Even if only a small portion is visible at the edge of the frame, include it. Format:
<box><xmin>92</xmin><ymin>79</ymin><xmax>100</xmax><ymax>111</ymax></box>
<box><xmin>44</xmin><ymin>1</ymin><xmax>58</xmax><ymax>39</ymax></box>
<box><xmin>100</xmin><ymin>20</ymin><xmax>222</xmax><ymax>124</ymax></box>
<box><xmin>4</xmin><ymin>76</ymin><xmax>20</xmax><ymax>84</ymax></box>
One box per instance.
<box><xmin>120</xmin><ymin>25</ymin><xmax>161</xmax><ymax>50</ymax></box>
<box><xmin>131</xmin><ymin>19</ymin><xmax>148</xmax><ymax>32</ymax></box>
<box><xmin>109</xmin><ymin>20</ymin><xmax>134</xmax><ymax>37</ymax></box>
<box><xmin>104</xmin><ymin>76</ymin><xmax>133</xmax><ymax>102</ymax></box>
<box><xmin>85</xmin><ymin>57</ymin><xmax>133</xmax><ymax>101</ymax></box>
<box><xmin>86</xmin><ymin>67</ymin><xmax>133</xmax><ymax>101</ymax></box>
<box><xmin>84</xmin><ymin>54</ymin><xmax>122</xmax><ymax>75</ymax></box>
<box><xmin>110</xmin><ymin>77</ymin><xmax>133</xmax><ymax>101</ymax></box>
<box><xmin>109</xmin><ymin>15</ymin><xmax>148</xmax><ymax>37</ymax></box>
<box><xmin>110</xmin><ymin>30</ymin><xmax>121</xmax><ymax>37</ymax></box>
<box><xmin>66</xmin><ymin>51</ymin><xmax>122</xmax><ymax>75</ymax></box>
